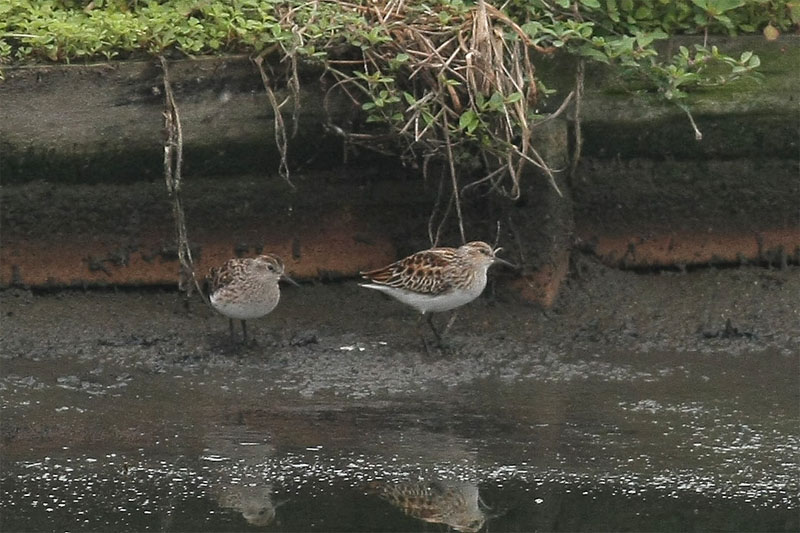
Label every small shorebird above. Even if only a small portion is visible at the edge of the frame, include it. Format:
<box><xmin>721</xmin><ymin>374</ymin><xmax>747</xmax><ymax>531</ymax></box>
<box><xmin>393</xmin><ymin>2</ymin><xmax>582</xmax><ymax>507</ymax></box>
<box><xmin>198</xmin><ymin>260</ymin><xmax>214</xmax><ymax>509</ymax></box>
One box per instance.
<box><xmin>207</xmin><ymin>254</ymin><xmax>297</xmax><ymax>343</ymax></box>
<box><xmin>367</xmin><ymin>480</ymin><xmax>486</xmax><ymax>533</ymax></box>
<box><xmin>360</xmin><ymin>241</ymin><xmax>511</xmax><ymax>347</ymax></box>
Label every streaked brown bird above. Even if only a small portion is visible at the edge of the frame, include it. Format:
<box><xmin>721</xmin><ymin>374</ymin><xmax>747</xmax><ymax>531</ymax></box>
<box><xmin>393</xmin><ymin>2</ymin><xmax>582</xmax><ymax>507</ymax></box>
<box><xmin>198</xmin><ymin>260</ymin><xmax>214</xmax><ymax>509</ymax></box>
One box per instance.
<box><xmin>360</xmin><ymin>241</ymin><xmax>511</xmax><ymax>346</ymax></box>
<box><xmin>207</xmin><ymin>254</ymin><xmax>297</xmax><ymax>343</ymax></box>
<box><xmin>368</xmin><ymin>479</ymin><xmax>487</xmax><ymax>533</ymax></box>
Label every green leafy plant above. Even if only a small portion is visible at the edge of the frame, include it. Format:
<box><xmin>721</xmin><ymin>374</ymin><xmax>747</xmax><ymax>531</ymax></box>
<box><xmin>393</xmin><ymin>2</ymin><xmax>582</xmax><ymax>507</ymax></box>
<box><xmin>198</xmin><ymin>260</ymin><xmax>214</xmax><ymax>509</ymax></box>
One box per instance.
<box><xmin>0</xmin><ymin>0</ymin><xmax>793</xmax><ymax>208</ymax></box>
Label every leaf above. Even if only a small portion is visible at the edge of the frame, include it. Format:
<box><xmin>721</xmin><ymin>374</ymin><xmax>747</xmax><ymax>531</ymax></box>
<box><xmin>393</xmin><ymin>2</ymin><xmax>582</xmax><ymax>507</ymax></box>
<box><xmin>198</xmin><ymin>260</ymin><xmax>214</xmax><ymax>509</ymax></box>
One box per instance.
<box><xmin>488</xmin><ymin>91</ymin><xmax>505</xmax><ymax>110</ymax></box>
<box><xmin>762</xmin><ymin>23</ymin><xmax>780</xmax><ymax>41</ymax></box>
<box><xmin>713</xmin><ymin>14</ymin><xmax>733</xmax><ymax>29</ymax></box>
<box><xmin>707</xmin><ymin>0</ymin><xmax>745</xmax><ymax>14</ymax></box>
<box><xmin>788</xmin><ymin>1</ymin><xmax>800</xmax><ymax>24</ymax></box>
<box><xmin>577</xmin><ymin>44</ymin><xmax>609</xmax><ymax>63</ymax></box>
<box><xmin>521</xmin><ymin>21</ymin><xmax>543</xmax><ymax>38</ymax></box>
<box><xmin>606</xmin><ymin>0</ymin><xmax>620</xmax><ymax>22</ymax></box>
<box><xmin>650</xmin><ymin>29</ymin><xmax>669</xmax><ymax>41</ymax></box>
<box><xmin>579</xmin><ymin>0</ymin><xmax>602</xmax><ymax>9</ymax></box>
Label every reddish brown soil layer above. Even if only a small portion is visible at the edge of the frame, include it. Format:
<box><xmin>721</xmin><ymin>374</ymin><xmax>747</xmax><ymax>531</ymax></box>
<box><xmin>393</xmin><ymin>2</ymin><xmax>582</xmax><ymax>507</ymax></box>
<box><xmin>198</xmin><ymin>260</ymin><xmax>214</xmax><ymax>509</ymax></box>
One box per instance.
<box><xmin>0</xmin><ymin>219</ymin><xmax>396</xmax><ymax>287</ymax></box>
<box><xmin>576</xmin><ymin>227</ymin><xmax>799</xmax><ymax>269</ymax></box>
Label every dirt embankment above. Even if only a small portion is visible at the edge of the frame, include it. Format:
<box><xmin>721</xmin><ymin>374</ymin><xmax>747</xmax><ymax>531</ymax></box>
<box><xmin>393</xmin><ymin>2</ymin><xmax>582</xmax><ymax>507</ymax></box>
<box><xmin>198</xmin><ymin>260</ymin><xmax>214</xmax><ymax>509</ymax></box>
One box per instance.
<box><xmin>2</xmin><ymin>260</ymin><xmax>797</xmax><ymax>399</ymax></box>
<box><xmin>2</xmin><ymin>40</ymin><xmax>798</xmax><ymax>305</ymax></box>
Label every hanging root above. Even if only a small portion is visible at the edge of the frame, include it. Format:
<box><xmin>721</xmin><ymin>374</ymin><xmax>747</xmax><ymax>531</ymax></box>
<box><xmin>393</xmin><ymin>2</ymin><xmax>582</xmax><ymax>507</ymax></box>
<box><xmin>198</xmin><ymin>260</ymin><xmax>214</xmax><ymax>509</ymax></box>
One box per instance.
<box><xmin>442</xmin><ymin>113</ymin><xmax>466</xmax><ymax>245</ymax></box>
<box><xmin>160</xmin><ymin>56</ymin><xmax>206</xmax><ymax>304</ymax></box>
<box><xmin>247</xmin><ymin>1</ymin><xmax>570</xmax><ymax>243</ymax></box>
<box><xmin>569</xmin><ymin>59</ymin><xmax>585</xmax><ymax>180</ymax></box>
<box><xmin>678</xmin><ymin>102</ymin><xmax>703</xmax><ymax>141</ymax></box>
<box><xmin>254</xmin><ymin>55</ymin><xmax>296</xmax><ymax>189</ymax></box>
<box><xmin>302</xmin><ymin>0</ymin><xmax>567</xmax><ymax>237</ymax></box>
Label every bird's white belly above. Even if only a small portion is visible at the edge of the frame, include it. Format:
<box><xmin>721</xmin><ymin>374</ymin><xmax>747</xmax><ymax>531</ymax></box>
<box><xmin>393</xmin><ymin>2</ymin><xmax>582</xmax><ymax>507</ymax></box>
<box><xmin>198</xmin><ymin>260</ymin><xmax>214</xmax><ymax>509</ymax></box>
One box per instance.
<box><xmin>363</xmin><ymin>283</ymin><xmax>484</xmax><ymax>314</ymax></box>
<box><xmin>210</xmin><ymin>293</ymin><xmax>279</xmax><ymax>320</ymax></box>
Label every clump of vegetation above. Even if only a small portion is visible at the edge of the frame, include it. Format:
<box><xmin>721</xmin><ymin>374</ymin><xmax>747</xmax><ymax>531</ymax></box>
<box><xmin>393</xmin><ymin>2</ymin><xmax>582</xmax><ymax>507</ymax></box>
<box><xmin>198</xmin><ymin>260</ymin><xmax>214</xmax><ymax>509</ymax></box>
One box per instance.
<box><xmin>2</xmin><ymin>1</ymin><xmax>795</xmax><ymax>213</ymax></box>
<box><xmin>2</xmin><ymin>1</ymin><xmax>795</xmax><ymax>63</ymax></box>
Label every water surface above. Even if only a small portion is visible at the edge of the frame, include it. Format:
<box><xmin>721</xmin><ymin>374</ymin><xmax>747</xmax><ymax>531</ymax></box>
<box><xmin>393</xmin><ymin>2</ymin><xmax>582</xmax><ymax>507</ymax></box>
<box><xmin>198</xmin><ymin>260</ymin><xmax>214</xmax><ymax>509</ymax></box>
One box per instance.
<box><xmin>2</xmin><ymin>348</ymin><xmax>797</xmax><ymax>531</ymax></box>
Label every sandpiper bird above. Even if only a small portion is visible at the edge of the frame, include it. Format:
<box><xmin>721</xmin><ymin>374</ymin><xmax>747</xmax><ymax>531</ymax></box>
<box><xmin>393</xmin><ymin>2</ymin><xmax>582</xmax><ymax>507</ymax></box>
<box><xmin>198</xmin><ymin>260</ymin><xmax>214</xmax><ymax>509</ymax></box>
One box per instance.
<box><xmin>360</xmin><ymin>241</ymin><xmax>511</xmax><ymax>346</ymax></box>
<box><xmin>207</xmin><ymin>254</ymin><xmax>297</xmax><ymax>343</ymax></box>
<box><xmin>367</xmin><ymin>480</ymin><xmax>486</xmax><ymax>533</ymax></box>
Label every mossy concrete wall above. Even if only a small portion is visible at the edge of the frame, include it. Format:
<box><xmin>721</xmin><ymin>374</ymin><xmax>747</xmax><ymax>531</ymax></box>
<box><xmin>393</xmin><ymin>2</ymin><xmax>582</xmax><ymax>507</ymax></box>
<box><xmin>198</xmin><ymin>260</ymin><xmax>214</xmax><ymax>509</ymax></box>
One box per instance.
<box><xmin>533</xmin><ymin>35</ymin><xmax>799</xmax><ymax>268</ymax></box>
<box><xmin>1</xmin><ymin>36</ymin><xmax>797</xmax><ymax>303</ymax></box>
<box><xmin>0</xmin><ymin>57</ymin><xmax>349</xmax><ymax>184</ymax></box>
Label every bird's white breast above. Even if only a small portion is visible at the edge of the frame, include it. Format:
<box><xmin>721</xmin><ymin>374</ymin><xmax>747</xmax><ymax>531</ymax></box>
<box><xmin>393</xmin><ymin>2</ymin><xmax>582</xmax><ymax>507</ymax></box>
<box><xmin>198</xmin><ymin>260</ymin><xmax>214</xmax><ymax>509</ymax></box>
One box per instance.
<box><xmin>361</xmin><ymin>273</ymin><xmax>486</xmax><ymax>314</ymax></box>
<box><xmin>210</xmin><ymin>290</ymin><xmax>280</xmax><ymax>320</ymax></box>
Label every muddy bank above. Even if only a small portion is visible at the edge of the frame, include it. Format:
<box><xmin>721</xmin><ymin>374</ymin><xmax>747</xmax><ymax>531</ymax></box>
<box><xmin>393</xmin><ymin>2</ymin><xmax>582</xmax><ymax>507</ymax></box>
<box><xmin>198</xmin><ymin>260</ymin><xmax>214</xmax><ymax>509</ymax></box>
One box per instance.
<box><xmin>1</xmin><ymin>261</ymin><xmax>798</xmax><ymax>531</ymax></box>
<box><xmin>2</xmin><ymin>260</ymin><xmax>798</xmax><ymax>400</ymax></box>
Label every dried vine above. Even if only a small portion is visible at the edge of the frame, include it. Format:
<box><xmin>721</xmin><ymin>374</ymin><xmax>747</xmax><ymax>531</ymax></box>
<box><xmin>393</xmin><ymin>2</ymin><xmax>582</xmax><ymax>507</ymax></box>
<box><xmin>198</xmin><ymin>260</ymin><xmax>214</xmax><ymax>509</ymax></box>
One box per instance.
<box><xmin>160</xmin><ymin>56</ymin><xmax>205</xmax><ymax>301</ymax></box>
<box><xmin>254</xmin><ymin>54</ymin><xmax>297</xmax><ymax>189</ymax></box>
<box><xmin>256</xmin><ymin>0</ymin><xmax>569</xmax><ymax>245</ymax></box>
<box><xmin>569</xmin><ymin>59</ymin><xmax>584</xmax><ymax>181</ymax></box>
<box><xmin>325</xmin><ymin>0</ymin><xmax>563</xmax><ymax>198</ymax></box>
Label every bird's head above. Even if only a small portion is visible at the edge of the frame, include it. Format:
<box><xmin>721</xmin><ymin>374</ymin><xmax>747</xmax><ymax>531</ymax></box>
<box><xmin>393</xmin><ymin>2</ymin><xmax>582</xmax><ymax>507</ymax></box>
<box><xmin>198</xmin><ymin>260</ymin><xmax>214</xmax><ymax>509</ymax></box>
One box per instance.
<box><xmin>460</xmin><ymin>241</ymin><xmax>513</xmax><ymax>269</ymax></box>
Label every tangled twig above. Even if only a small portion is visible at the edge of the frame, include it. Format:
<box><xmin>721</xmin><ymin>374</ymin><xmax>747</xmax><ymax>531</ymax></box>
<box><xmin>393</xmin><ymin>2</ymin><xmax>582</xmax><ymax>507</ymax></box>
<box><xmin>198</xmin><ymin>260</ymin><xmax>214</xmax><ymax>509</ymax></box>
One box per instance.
<box><xmin>263</xmin><ymin>0</ymin><xmax>568</xmax><ymax>238</ymax></box>
<box><xmin>254</xmin><ymin>55</ymin><xmax>296</xmax><ymax>188</ymax></box>
<box><xmin>569</xmin><ymin>59</ymin><xmax>585</xmax><ymax>180</ymax></box>
<box><xmin>160</xmin><ymin>55</ymin><xmax>205</xmax><ymax>302</ymax></box>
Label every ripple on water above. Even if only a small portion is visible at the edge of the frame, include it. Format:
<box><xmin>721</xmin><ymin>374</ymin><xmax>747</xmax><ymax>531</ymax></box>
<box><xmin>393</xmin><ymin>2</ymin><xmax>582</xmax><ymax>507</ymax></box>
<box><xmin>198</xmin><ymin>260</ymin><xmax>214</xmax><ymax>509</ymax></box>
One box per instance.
<box><xmin>2</xmin><ymin>447</ymin><xmax>797</xmax><ymax>532</ymax></box>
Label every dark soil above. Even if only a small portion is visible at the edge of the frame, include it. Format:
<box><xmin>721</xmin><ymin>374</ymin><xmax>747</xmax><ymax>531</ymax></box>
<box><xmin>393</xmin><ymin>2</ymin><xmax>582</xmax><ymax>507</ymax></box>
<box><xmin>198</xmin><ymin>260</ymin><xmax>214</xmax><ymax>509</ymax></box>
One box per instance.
<box><xmin>2</xmin><ymin>259</ymin><xmax>797</xmax><ymax>401</ymax></box>
<box><xmin>2</xmin><ymin>260</ymin><xmax>798</xmax><ymax>532</ymax></box>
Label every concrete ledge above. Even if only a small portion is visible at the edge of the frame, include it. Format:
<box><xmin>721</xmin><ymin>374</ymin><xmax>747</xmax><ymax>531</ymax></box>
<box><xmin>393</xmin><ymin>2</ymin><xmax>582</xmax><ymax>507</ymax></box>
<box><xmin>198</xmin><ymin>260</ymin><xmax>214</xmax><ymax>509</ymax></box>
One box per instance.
<box><xmin>0</xmin><ymin>56</ymin><xmax>349</xmax><ymax>184</ymax></box>
<box><xmin>1</xmin><ymin>220</ymin><xmax>397</xmax><ymax>287</ymax></box>
<box><xmin>576</xmin><ymin>227</ymin><xmax>799</xmax><ymax>269</ymax></box>
<box><xmin>0</xmin><ymin>176</ymin><xmax>410</xmax><ymax>287</ymax></box>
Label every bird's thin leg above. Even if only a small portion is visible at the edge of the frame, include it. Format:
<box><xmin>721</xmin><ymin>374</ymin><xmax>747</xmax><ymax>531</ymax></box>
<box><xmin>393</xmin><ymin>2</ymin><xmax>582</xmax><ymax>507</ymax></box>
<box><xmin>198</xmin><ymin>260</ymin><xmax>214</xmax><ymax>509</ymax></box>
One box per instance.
<box><xmin>426</xmin><ymin>313</ymin><xmax>443</xmax><ymax>345</ymax></box>
<box><xmin>241</xmin><ymin>320</ymin><xmax>248</xmax><ymax>343</ymax></box>
<box><xmin>420</xmin><ymin>334</ymin><xmax>432</xmax><ymax>357</ymax></box>
<box><xmin>228</xmin><ymin>318</ymin><xmax>236</xmax><ymax>343</ymax></box>
<box><xmin>415</xmin><ymin>314</ymin><xmax>432</xmax><ymax>355</ymax></box>
<box><xmin>442</xmin><ymin>310</ymin><xmax>459</xmax><ymax>337</ymax></box>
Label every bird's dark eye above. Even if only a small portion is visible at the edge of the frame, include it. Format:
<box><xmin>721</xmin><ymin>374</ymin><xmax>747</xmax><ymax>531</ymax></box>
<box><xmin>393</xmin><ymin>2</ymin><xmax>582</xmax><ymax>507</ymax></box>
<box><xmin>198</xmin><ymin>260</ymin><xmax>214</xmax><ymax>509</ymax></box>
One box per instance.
<box><xmin>267</xmin><ymin>264</ymin><xmax>275</xmax><ymax>271</ymax></box>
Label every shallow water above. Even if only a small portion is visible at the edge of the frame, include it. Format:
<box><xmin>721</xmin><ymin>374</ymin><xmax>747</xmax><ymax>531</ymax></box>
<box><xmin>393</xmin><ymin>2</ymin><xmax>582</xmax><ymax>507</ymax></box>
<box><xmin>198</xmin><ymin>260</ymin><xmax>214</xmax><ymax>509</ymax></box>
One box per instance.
<box><xmin>2</xmin><ymin>345</ymin><xmax>797</xmax><ymax>532</ymax></box>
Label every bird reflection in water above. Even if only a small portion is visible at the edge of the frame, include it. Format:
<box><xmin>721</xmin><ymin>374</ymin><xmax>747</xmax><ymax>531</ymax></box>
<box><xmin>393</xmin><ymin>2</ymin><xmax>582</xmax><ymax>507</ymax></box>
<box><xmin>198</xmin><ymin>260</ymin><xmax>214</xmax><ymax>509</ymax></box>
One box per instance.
<box><xmin>368</xmin><ymin>479</ymin><xmax>487</xmax><ymax>533</ymax></box>
<box><xmin>202</xmin><ymin>426</ymin><xmax>284</xmax><ymax>527</ymax></box>
<box><xmin>213</xmin><ymin>483</ymin><xmax>277</xmax><ymax>527</ymax></box>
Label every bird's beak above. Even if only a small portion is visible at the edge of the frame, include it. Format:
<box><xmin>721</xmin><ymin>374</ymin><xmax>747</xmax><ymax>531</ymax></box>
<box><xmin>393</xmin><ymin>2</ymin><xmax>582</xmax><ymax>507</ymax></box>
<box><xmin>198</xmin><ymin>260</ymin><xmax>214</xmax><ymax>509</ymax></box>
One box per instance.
<box><xmin>281</xmin><ymin>273</ymin><xmax>301</xmax><ymax>287</ymax></box>
<box><xmin>493</xmin><ymin>256</ymin><xmax>515</xmax><ymax>268</ymax></box>
<box><xmin>492</xmin><ymin>248</ymin><xmax>516</xmax><ymax>268</ymax></box>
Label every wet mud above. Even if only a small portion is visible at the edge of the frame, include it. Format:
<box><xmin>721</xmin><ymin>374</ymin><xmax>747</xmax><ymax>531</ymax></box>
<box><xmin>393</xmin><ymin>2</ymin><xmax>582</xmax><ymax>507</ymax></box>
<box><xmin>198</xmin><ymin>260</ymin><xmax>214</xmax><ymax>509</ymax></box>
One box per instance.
<box><xmin>1</xmin><ymin>260</ymin><xmax>799</xmax><ymax>531</ymax></box>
